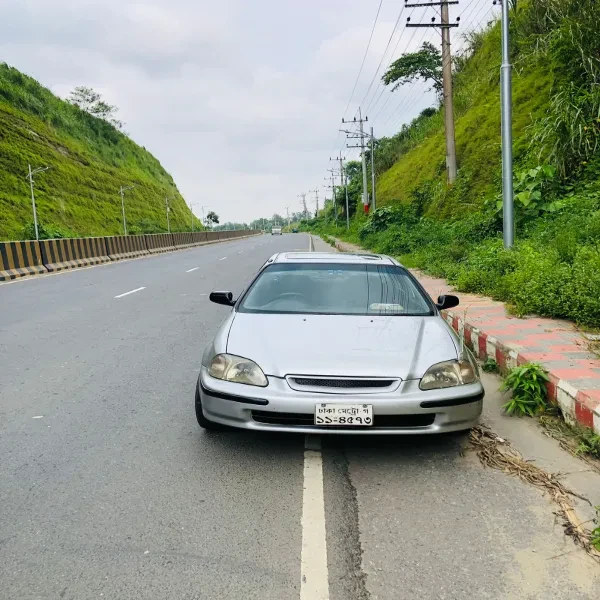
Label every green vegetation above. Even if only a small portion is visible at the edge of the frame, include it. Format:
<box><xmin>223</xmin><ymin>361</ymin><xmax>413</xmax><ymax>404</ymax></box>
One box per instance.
<box><xmin>308</xmin><ymin>0</ymin><xmax>600</xmax><ymax>328</ymax></box>
<box><xmin>500</xmin><ymin>363</ymin><xmax>550</xmax><ymax>417</ymax></box>
<box><xmin>592</xmin><ymin>508</ymin><xmax>600</xmax><ymax>551</ymax></box>
<box><xmin>0</xmin><ymin>63</ymin><xmax>201</xmax><ymax>240</ymax></box>
<box><xmin>481</xmin><ymin>358</ymin><xmax>500</xmax><ymax>374</ymax></box>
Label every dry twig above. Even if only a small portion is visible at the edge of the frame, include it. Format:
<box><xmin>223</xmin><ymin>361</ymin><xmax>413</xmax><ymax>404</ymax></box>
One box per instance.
<box><xmin>466</xmin><ymin>426</ymin><xmax>600</xmax><ymax>563</ymax></box>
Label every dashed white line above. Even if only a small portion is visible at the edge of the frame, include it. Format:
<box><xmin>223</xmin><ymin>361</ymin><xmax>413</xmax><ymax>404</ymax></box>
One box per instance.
<box><xmin>238</xmin><ymin>251</ymin><xmax>244</xmax><ymax>254</ymax></box>
<box><xmin>219</xmin><ymin>257</ymin><xmax>227</xmax><ymax>261</ymax></box>
<box><xmin>186</xmin><ymin>267</ymin><xmax>200</xmax><ymax>273</ymax></box>
<box><xmin>114</xmin><ymin>286</ymin><xmax>146</xmax><ymax>299</ymax></box>
<box><xmin>301</xmin><ymin>435</ymin><xmax>329</xmax><ymax>600</ymax></box>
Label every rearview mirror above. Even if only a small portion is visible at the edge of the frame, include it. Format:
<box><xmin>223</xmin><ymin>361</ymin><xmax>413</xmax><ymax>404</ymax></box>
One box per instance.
<box><xmin>436</xmin><ymin>294</ymin><xmax>459</xmax><ymax>311</ymax></box>
<box><xmin>210</xmin><ymin>291</ymin><xmax>235</xmax><ymax>306</ymax></box>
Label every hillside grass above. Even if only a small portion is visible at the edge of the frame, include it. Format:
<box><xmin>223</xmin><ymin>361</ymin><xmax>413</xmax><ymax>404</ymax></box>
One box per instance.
<box><xmin>0</xmin><ymin>64</ymin><xmax>201</xmax><ymax>240</ymax></box>
<box><xmin>310</xmin><ymin>0</ymin><xmax>600</xmax><ymax>328</ymax></box>
<box><xmin>376</xmin><ymin>24</ymin><xmax>554</xmax><ymax>216</ymax></box>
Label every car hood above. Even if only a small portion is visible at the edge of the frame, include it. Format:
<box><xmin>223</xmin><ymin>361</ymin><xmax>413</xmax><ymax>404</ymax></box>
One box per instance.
<box><xmin>226</xmin><ymin>313</ymin><xmax>458</xmax><ymax>380</ymax></box>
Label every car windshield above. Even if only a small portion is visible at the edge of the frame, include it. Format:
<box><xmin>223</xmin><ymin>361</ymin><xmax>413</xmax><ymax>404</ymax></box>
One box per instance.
<box><xmin>238</xmin><ymin>263</ymin><xmax>434</xmax><ymax>316</ymax></box>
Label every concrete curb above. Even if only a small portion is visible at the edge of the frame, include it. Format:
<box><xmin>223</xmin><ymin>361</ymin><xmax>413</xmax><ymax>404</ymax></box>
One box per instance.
<box><xmin>326</xmin><ymin>235</ymin><xmax>600</xmax><ymax>434</ymax></box>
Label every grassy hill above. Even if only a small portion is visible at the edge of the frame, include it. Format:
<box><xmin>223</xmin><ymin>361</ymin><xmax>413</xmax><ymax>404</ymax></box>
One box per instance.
<box><xmin>0</xmin><ymin>64</ymin><xmax>201</xmax><ymax>241</ymax></box>
<box><xmin>311</xmin><ymin>0</ymin><xmax>600</xmax><ymax>327</ymax></box>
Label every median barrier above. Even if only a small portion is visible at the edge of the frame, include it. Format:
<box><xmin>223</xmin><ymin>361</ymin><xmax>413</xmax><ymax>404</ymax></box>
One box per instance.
<box><xmin>205</xmin><ymin>231</ymin><xmax>219</xmax><ymax>243</ymax></box>
<box><xmin>40</xmin><ymin>237</ymin><xmax>111</xmax><ymax>272</ymax></box>
<box><xmin>105</xmin><ymin>235</ymin><xmax>148</xmax><ymax>261</ymax></box>
<box><xmin>0</xmin><ymin>240</ymin><xmax>47</xmax><ymax>281</ymax></box>
<box><xmin>191</xmin><ymin>231</ymin><xmax>208</xmax><ymax>244</ymax></box>
<box><xmin>172</xmin><ymin>232</ymin><xmax>195</xmax><ymax>248</ymax></box>
<box><xmin>145</xmin><ymin>233</ymin><xmax>175</xmax><ymax>253</ymax></box>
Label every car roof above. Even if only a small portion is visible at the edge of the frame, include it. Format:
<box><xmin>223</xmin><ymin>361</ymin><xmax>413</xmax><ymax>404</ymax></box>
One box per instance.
<box><xmin>268</xmin><ymin>252</ymin><xmax>399</xmax><ymax>266</ymax></box>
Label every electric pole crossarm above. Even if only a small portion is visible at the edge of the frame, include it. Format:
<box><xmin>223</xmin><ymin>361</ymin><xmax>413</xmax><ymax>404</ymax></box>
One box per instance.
<box><xmin>406</xmin><ymin>23</ymin><xmax>458</xmax><ymax>27</ymax></box>
<box><xmin>405</xmin><ymin>1</ymin><xmax>458</xmax><ymax>6</ymax></box>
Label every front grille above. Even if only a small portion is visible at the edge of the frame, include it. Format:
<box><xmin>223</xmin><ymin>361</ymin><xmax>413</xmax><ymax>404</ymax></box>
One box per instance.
<box><xmin>251</xmin><ymin>411</ymin><xmax>435</xmax><ymax>428</ymax></box>
<box><xmin>289</xmin><ymin>377</ymin><xmax>396</xmax><ymax>389</ymax></box>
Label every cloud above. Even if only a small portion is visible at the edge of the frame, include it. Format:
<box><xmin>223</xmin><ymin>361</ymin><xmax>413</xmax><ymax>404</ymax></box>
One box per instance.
<box><xmin>0</xmin><ymin>0</ymin><xmax>475</xmax><ymax>222</ymax></box>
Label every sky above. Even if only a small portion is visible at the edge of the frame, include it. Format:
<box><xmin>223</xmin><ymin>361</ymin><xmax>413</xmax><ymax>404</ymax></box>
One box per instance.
<box><xmin>0</xmin><ymin>0</ymin><xmax>497</xmax><ymax>223</ymax></box>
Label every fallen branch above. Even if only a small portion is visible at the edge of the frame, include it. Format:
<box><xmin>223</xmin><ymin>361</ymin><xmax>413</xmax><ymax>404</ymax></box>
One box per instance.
<box><xmin>465</xmin><ymin>426</ymin><xmax>600</xmax><ymax>562</ymax></box>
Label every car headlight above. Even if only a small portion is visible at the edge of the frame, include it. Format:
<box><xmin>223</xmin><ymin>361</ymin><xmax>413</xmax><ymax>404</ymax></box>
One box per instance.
<box><xmin>208</xmin><ymin>354</ymin><xmax>268</xmax><ymax>387</ymax></box>
<box><xmin>420</xmin><ymin>360</ymin><xmax>477</xmax><ymax>390</ymax></box>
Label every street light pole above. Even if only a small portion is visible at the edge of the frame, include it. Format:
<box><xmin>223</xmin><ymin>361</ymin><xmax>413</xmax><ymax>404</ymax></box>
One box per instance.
<box><xmin>370</xmin><ymin>126</ymin><xmax>376</xmax><ymax>211</ymax></box>
<box><xmin>26</xmin><ymin>165</ymin><xmax>50</xmax><ymax>241</ymax></box>
<box><xmin>165</xmin><ymin>197</ymin><xmax>171</xmax><ymax>234</ymax></box>
<box><xmin>119</xmin><ymin>184</ymin><xmax>135</xmax><ymax>235</ymax></box>
<box><xmin>499</xmin><ymin>0</ymin><xmax>514</xmax><ymax>248</ymax></box>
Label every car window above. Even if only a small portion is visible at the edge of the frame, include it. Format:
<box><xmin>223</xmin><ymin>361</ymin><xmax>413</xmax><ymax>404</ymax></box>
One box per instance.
<box><xmin>238</xmin><ymin>263</ymin><xmax>433</xmax><ymax>315</ymax></box>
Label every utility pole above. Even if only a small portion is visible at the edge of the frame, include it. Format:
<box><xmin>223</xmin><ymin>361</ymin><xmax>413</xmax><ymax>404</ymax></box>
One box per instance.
<box><xmin>325</xmin><ymin>171</ymin><xmax>338</xmax><ymax>226</ymax></box>
<box><xmin>165</xmin><ymin>197</ymin><xmax>171</xmax><ymax>234</ymax></box>
<box><xmin>496</xmin><ymin>0</ymin><xmax>514</xmax><ymax>248</ymax></box>
<box><xmin>342</xmin><ymin>108</ymin><xmax>369</xmax><ymax>213</ymax></box>
<box><xmin>285</xmin><ymin>206</ymin><xmax>290</xmax><ymax>227</ymax></box>
<box><xmin>298</xmin><ymin>193</ymin><xmax>308</xmax><ymax>220</ymax></box>
<box><xmin>407</xmin><ymin>1</ymin><xmax>459</xmax><ymax>184</ymax></box>
<box><xmin>336</xmin><ymin>155</ymin><xmax>350</xmax><ymax>230</ymax></box>
<box><xmin>309</xmin><ymin>189</ymin><xmax>319</xmax><ymax>217</ymax></box>
<box><xmin>119</xmin><ymin>184</ymin><xmax>136</xmax><ymax>235</ymax></box>
<box><xmin>189</xmin><ymin>202</ymin><xmax>194</xmax><ymax>232</ymax></box>
<box><xmin>370</xmin><ymin>126</ymin><xmax>376</xmax><ymax>211</ymax></box>
<box><xmin>26</xmin><ymin>164</ymin><xmax>50</xmax><ymax>241</ymax></box>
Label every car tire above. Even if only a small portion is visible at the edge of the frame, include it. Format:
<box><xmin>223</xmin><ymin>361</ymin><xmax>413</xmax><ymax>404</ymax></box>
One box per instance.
<box><xmin>195</xmin><ymin>382</ymin><xmax>225</xmax><ymax>431</ymax></box>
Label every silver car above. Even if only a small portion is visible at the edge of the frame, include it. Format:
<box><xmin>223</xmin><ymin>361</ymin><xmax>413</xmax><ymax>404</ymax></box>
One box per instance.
<box><xmin>196</xmin><ymin>252</ymin><xmax>483</xmax><ymax>434</ymax></box>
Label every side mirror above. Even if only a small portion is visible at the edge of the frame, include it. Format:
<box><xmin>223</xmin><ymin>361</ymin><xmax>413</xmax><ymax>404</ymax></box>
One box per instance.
<box><xmin>436</xmin><ymin>294</ymin><xmax>459</xmax><ymax>311</ymax></box>
<box><xmin>210</xmin><ymin>291</ymin><xmax>236</xmax><ymax>307</ymax></box>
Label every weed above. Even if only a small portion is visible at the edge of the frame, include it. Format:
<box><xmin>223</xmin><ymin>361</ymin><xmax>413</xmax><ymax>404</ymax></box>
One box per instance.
<box><xmin>592</xmin><ymin>507</ymin><xmax>600</xmax><ymax>551</ymax></box>
<box><xmin>576</xmin><ymin>430</ymin><xmax>600</xmax><ymax>459</ymax></box>
<box><xmin>482</xmin><ymin>358</ymin><xmax>500</xmax><ymax>373</ymax></box>
<box><xmin>501</xmin><ymin>363</ymin><xmax>550</xmax><ymax>416</ymax></box>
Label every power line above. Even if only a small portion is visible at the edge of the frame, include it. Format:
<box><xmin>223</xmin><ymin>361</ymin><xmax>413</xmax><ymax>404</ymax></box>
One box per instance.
<box><xmin>340</xmin><ymin>0</ymin><xmax>385</xmax><ymax>121</ymax></box>
<box><xmin>328</xmin><ymin>0</ymin><xmax>388</xmax><ymax>166</ymax></box>
<box><xmin>369</xmin><ymin>25</ymin><xmax>430</xmax><ymax>125</ymax></box>
<box><xmin>357</xmin><ymin>5</ymin><xmax>407</xmax><ymax>113</ymax></box>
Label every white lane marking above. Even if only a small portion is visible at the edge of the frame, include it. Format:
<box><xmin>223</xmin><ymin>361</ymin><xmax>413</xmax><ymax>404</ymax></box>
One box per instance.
<box><xmin>114</xmin><ymin>286</ymin><xmax>146</xmax><ymax>299</ymax></box>
<box><xmin>301</xmin><ymin>435</ymin><xmax>329</xmax><ymax>600</ymax></box>
<box><xmin>32</xmin><ymin>415</ymin><xmax>44</xmax><ymax>419</ymax></box>
<box><xmin>308</xmin><ymin>236</ymin><xmax>315</xmax><ymax>252</ymax></box>
<box><xmin>238</xmin><ymin>251</ymin><xmax>244</xmax><ymax>254</ymax></box>
<box><xmin>219</xmin><ymin>256</ymin><xmax>227</xmax><ymax>260</ymax></box>
<box><xmin>186</xmin><ymin>267</ymin><xmax>200</xmax><ymax>273</ymax></box>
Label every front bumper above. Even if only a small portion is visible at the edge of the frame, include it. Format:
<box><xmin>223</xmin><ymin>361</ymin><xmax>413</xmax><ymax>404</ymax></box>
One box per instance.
<box><xmin>197</xmin><ymin>368</ymin><xmax>483</xmax><ymax>435</ymax></box>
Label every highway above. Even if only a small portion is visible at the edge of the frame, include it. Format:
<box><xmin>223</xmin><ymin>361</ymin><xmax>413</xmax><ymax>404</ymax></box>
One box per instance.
<box><xmin>1</xmin><ymin>233</ymin><xmax>598</xmax><ymax>599</ymax></box>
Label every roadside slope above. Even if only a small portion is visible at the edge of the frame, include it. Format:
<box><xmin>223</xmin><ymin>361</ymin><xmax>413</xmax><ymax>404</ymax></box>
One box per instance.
<box><xmin>0</xmin><ymin>63</ymin><xmax>200</xmax><ymax>240</ymax></box>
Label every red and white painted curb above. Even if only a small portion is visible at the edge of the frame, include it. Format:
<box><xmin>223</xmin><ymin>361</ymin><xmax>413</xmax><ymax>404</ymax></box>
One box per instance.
<box><xmin>443</xmin><ymin>310</ymin><xmax>600</xmax><ymax>434</ymax></box>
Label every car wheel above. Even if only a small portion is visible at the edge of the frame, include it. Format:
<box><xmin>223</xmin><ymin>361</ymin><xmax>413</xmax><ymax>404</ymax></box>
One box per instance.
<box><xmin>195</xmin><ymin>382</ymin><xmax>225</xmax><ymax>431</ymax></box>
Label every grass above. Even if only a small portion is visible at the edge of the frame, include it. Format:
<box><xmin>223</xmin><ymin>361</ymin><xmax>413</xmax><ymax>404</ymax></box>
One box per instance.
<box><xmin>538</xmin><ymin>412</ymin><xmax>600</xmax><ymax>470</ymax></box>
<box><xmin>0</xmin><ymin>63</ymin><xmax>202</xmax><ymax>240</ymax></box>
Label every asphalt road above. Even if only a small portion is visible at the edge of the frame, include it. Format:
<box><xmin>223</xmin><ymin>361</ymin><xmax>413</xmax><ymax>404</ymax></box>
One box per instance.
<box><xmin>1</xmin><ymin>233</ymin><xmax>598</xmax><ymax>600</ymax></box>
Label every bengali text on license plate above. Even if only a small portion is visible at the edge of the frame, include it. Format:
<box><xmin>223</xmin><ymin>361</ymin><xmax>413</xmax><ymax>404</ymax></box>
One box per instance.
<box><xmin>315</xmin><ymin>404</ymin><xmax>373</xmax><ymax>426</ymax></box>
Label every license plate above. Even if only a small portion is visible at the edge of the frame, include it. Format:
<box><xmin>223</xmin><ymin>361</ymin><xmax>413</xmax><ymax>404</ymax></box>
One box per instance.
<box><xmin>315</xmin><ymin>404</ymin><xmax>373</xmax><ymax>426</ymax></box>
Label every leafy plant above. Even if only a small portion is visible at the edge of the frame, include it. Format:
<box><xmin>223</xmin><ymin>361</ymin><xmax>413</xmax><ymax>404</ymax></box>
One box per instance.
<box><xmin>576</xmin><ymin>430</ymin><xmax>600</xmax><ymax>459</ymax></box>
<box><xmin>493</xmin><ymin>165</ymin><xmax>564</xmax><ymax>220</ymax></box>
<box><xmin>592</xmin><ymin>506</ymin><xmax>600</xmax><ymax>551</ymax></box>
<box><xmin>482</xmin><ymin>358</ymin><xmax>500</xmax><ymax>373</ymax></box>
<box><xmin>500</xmin><ymin>363</ymin><xmax>550</xmax><ymax>416</ymax></box>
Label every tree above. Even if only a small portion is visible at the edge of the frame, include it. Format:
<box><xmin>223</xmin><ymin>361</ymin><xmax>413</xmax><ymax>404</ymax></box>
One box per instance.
<box><xmin>206</xmin><ymin>211</ymin><xmax>219</xmax><ymax>226</ymax></box>
<box><xmin>68</xmin><ymin>86</ymin><xmax>124</xmax><ymax>129</ymax></box>
<box><xmin>382</xmin><ymin>42</ymin><xmax>443</xmax><ymax>96</ymax></box>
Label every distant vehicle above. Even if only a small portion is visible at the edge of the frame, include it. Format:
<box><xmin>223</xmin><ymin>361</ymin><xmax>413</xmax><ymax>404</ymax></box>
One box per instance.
<box><xmin>271</xmin><ymin>227</ymin><xmax>282</xmax><ymax>235</ymax></box>
<box><xmin>195</xmin><ymin>252</ymin><xmax>483</xmax><ymax>434</ymax></box>
<box><xmin>291</xmin><ymin>228</ymin><xmax>298</xmax><ymax>233</ymax></box>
